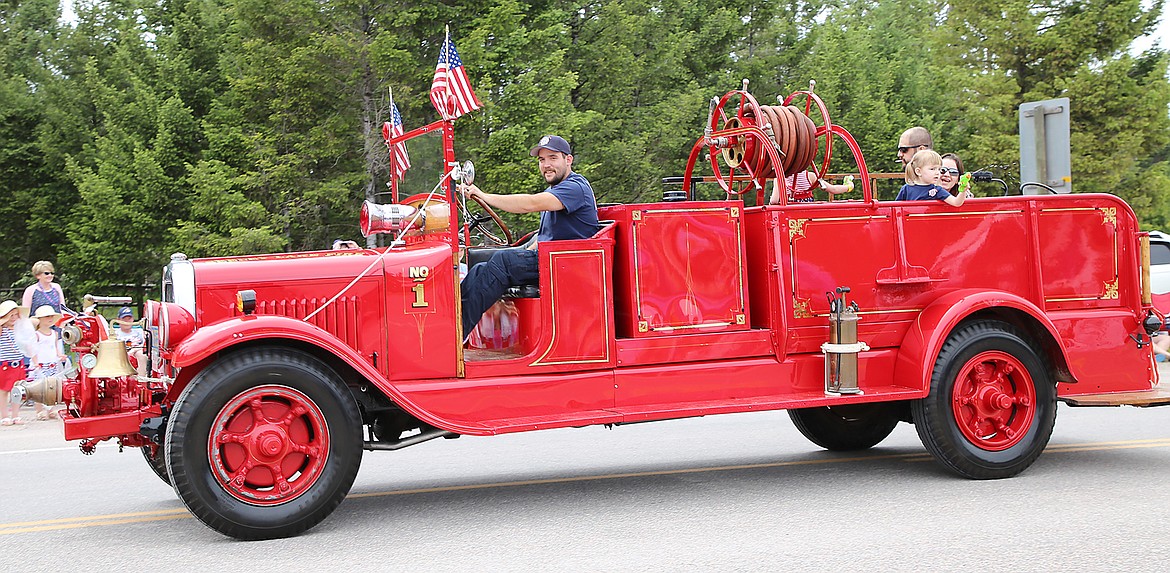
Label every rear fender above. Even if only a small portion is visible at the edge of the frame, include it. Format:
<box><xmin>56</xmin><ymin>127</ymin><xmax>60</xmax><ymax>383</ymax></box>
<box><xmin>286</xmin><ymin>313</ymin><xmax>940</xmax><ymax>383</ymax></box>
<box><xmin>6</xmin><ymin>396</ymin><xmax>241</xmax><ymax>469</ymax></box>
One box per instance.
<box><xmin>170</xmin><ymin>316</ymin><xmax>486</xmax><ymax>435</ymax></box>
<box><xmin>893</xmin><ymin>290</ymin><xmax>1071</xmax><ymax>394</ymax></box>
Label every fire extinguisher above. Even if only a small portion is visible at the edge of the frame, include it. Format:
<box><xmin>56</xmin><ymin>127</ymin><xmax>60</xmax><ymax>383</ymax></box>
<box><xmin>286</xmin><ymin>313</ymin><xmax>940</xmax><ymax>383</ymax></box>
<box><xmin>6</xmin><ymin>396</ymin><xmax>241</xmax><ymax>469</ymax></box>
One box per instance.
<box><xmin>822</xmin><ymin>286</ymin><xmax>868</xmax><ymax>395</ymax></box>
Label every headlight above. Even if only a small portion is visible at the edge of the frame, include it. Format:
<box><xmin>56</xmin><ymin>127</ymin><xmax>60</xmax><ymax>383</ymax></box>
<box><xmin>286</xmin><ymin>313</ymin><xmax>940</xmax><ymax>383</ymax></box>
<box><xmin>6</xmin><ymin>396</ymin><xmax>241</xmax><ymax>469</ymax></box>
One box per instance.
<box><xmin>144</xmin><ymin>300</ymin><xmax>161</xmax><ymax>370</ymax></box>
<box><xmin>158</xmin><ymin>253</ymin><xmax>197</xmax><ymax>352</ymax></box>
<box><xmin>163</xmin><ymin>252</ymin><xmax>196</xmax><ymax>317</ymax></box>
<box><xmin>158</xmin><ymin>302</ymin><xmax>195</xmax><ymax>350</ymax></box>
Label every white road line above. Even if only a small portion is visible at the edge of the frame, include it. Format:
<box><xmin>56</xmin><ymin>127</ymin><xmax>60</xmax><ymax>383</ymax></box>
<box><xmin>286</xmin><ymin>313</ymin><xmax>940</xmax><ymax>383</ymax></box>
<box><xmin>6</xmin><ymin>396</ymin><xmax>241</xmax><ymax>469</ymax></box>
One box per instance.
<box><xmin>0</xmin><ymin>443</ymin><xmax>117</xmax><ymax>455</ymax></box>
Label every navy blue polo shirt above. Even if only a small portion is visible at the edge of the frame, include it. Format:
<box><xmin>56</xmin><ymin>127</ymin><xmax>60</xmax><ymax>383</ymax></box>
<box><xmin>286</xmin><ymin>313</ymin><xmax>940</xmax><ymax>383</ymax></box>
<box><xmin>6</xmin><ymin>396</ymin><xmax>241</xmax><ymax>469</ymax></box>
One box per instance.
<box><xmin>895</xmin><ymin>183</ymin><xmax>953</xmax><ymax>202</ymax></box>
<box><xmin>538</xmin><ymin>172</ymin><xmax>599</xmax><ymax>242</ymax></box>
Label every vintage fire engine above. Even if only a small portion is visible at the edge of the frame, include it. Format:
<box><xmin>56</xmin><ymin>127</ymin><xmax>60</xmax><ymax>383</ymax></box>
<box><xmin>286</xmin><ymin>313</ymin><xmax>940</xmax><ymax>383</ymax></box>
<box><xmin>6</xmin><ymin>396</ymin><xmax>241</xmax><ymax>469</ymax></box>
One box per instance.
<box><xmin>24</xmin><ymin>84</ymin><xmax>1170</xmax><ymax>540</ymax></box>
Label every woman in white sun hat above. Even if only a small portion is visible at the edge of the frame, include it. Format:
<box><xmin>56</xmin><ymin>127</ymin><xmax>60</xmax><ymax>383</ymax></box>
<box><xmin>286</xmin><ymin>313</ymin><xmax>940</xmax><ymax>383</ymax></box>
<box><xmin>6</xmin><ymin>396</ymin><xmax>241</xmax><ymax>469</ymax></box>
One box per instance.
<box><xmin>0</xmin><ymin>301</ymin><xmax>31</xmax><ymax>425</ymax></box>
<box><xmin>28</xmin><ymin>305</ymin><xmax>66</xmax><ymax>421</ymax></box>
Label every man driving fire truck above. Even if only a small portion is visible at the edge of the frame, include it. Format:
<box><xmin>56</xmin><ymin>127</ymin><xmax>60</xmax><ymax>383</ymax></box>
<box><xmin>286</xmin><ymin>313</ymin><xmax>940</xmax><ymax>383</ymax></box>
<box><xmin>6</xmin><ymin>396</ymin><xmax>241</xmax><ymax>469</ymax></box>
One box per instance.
<box><xmin>458</xmin><ymin>134</ymin><xmax>598</xmax><ymax>339</ymax></box>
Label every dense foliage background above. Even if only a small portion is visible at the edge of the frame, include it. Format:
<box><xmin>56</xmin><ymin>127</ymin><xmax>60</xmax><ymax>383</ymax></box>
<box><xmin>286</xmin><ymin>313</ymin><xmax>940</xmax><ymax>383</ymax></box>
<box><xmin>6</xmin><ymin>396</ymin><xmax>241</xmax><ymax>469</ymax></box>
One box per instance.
<box><xmin>2</xmin><ymin>0</ymin><xmax>1168</xmax><ymax>301</ymax></box>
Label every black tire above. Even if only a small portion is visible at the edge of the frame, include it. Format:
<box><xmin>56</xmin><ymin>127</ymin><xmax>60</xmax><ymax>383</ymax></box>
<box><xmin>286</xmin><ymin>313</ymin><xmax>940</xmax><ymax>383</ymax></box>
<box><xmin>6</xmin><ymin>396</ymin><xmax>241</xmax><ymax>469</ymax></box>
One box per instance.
<box><xmin>142</xmin><ymin>445</ymin><xmax>171</xmax><ymax>486</ymax></box>
<box><xmin>165</xmin><ymin>347</ymin><xmax>362</xmax><ymax>540</ymax></box>
<box><xmin>911</xmin><ymin>320</ymin><xmax>1056</xmax><ymax>479</ymax></box>
<box><xmin>788</xmin><ymin>403</ymin><xmax>901</xmax><ymax>451</ymax></box>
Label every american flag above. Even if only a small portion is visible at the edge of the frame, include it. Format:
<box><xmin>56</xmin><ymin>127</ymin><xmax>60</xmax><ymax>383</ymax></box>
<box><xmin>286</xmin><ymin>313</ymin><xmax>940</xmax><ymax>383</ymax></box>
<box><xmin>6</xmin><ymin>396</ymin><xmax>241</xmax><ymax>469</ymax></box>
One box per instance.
<box><xmin>382</xmin><ymin>103</ymin><xmax>410</xmax><ymax>183</ymax></box>
<box><xmin>429</xmin><ymin>34</ymin><xmax>483</xmax><ymax>120</ymax></box>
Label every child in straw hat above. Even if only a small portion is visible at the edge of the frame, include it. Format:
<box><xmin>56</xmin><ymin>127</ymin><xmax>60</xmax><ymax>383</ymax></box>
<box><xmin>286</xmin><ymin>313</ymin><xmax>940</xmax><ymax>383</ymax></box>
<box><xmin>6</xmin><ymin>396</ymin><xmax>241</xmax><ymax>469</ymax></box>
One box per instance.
<box><xmin>28</xmin><ymin>305</ymin><xmax>66</xmax><ymax>421</ymax></box>
<box><xmin>0</xmin><ymin>301</ymin><xmax>30</xmax><ymax>425</ymax></box>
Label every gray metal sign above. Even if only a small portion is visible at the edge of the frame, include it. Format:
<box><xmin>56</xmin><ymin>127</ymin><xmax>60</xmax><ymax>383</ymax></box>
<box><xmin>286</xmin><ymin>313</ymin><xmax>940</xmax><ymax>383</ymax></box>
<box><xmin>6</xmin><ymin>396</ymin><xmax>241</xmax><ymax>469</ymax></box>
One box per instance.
<box><xmin>1019</xmin><ymin>98</ymin><xmax>1071</xmax><ymax>194</ymax></box>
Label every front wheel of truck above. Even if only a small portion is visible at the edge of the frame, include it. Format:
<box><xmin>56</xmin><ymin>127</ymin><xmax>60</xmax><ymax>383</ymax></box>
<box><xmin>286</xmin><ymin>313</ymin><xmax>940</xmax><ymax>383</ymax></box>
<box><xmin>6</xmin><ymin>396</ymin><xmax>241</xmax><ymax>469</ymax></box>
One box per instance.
<box><xmin>165</xmin><ymin>347</ymin><xmax>363</xmax><ymax>540</ymax></box>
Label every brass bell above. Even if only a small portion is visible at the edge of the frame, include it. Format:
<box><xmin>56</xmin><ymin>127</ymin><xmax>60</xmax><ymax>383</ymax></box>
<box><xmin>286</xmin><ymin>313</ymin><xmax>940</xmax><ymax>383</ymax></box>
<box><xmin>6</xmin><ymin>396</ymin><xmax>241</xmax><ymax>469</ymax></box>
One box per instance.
<box><xmin>88</xmin><ymin>338</ymin><xmax>137</xmax><ymax>378</ymax></box>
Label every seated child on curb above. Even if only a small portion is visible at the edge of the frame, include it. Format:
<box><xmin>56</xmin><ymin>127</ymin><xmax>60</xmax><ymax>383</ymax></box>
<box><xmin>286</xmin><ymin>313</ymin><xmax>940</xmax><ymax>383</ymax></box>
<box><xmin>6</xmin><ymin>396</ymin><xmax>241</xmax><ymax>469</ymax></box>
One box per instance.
<box><xmin>894</xmin><ymin>149</ymin><xmax>967</xmax><ymax>206</ymax></box>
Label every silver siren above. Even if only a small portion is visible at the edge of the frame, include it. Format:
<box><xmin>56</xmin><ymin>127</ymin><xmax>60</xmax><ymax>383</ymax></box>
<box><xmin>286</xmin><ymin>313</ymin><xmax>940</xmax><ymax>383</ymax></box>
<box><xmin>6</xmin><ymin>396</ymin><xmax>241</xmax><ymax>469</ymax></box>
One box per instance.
<box><xmin>360</xmin><ymin>202</ymin><xmax>419</xmax><ymax>237</ymax></box>
<box><xmin>360</xmin><ymin>200</ymin><xmax>450</xmax><ymax>237</ymax></box>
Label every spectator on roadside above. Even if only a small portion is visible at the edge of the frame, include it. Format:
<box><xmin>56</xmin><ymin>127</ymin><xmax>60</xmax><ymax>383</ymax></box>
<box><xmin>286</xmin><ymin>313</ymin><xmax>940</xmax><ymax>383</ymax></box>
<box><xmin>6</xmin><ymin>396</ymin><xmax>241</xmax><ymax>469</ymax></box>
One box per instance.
<box><xmin>0</xmin><ymin>301</ymin><xmax>28</xmax><ymax>426</ymax></box>
<box><xmin>22</xmin><ymin>261</ymin><xmax>65</xmax><ymax>316</ymax></box>
<box><xmin>895</xmin><ymin>149</ymin><xmax>968</xmax><ymax>207</ymax></box>
<box><xmin>938</xmin><ymin>153</ymin><xmax>972</xmax><ymax>199</ymax></box>
<box><xmin>114</xmin><ymin>307</ymin><xmax>148</xmax><ymax>378</ymax></box>
<box><xmin>1154</xmin><ymin>333</ymin><xmax>1170</xmax><ymax>362</ymax></box>
<box><xmin>896</xmin><ymin>127</ymin><xmax>933</xmax><ymax>164</ymax></box>
<box><xmin>27</xmin><ymin>305</ymin><xmax>66</xmax><ymax>421</ymax></box>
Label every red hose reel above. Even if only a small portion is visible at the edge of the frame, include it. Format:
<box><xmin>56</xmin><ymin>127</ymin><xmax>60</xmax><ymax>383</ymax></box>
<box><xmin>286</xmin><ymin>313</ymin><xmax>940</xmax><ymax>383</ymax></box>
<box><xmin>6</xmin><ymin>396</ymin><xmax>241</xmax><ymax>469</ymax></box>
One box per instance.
<box><xmin>682</xmin><ymin>82</ymin><xmax>873</xmax><ymax>205</ymax></box>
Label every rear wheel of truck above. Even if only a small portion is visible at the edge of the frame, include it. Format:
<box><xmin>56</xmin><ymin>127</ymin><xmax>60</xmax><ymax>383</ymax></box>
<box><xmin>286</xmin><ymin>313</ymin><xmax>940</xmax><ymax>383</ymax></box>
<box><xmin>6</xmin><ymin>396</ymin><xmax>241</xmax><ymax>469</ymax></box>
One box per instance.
<box><xmin>788</xmin><ymin>403</ymin><xmax>901</xmax><ymax>451</ymax></box>
<box><xmin>165</xmin><ymin>347</ymin><xmax>362</xmax><ymax>540</ymax></box>
<box><xmin>912</xmin><ymin>320</ymin><xmax>1056</xmax><ymax>479</ymax></box>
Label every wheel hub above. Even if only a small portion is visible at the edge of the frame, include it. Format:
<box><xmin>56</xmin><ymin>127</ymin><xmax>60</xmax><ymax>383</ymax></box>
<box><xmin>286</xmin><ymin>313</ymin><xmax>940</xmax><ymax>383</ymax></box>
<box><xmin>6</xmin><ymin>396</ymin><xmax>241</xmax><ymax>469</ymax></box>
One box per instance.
<box><xmin>255</xmin><ymin>430</ymin><xmax>286</xmax><ymax>459</ymax></box>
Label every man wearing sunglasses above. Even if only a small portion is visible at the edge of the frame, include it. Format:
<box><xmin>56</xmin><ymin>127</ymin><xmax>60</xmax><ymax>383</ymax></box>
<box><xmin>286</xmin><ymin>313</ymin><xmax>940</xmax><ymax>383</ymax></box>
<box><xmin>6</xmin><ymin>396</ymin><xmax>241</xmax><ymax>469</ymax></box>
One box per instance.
<box><xmin>896</xmin><ymin>126</ymin><xmax>933</xmax><ymax>164</ymax></box>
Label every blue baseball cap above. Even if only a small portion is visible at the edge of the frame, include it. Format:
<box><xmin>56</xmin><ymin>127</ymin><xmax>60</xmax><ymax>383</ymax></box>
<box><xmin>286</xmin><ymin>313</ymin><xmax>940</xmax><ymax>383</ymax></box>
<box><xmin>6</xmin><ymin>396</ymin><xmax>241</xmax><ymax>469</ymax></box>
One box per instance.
<box><xmin>529</xmin><ymin>135</ymin><xmax>572</xmax><ymax>156</ymax></box>
<box><xmin>118</xmin><ymin>306</ymin><xmax>133</xmax><ymax>318</ymax></box>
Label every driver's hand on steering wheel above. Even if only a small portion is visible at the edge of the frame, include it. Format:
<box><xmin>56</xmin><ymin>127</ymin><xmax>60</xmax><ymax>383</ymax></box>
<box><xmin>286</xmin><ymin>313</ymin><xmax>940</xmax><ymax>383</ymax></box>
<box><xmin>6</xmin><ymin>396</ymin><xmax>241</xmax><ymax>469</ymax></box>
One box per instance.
<box><xmin>459</xmin><ymin>183</ymin><xmax>483</xmax><ymax>201</ymax></box>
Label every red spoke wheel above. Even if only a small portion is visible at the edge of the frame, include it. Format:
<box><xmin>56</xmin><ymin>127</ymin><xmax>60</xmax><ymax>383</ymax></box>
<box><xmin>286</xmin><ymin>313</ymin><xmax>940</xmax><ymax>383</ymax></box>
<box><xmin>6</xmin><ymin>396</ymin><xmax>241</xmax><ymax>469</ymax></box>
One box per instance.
<box><xmin>912</xmin><ymin>320</ymin><xmax>1056</xmax><ymax>479</ymax></box>
<box><xmin>166</xmin><ymin>347</ymin><xmax>362</xmax><ymax>540</ymax></box>
<box><xmin>950</xmin><ymin>351</ymin><xmax>1036</xmax><ymax>451</ymax></box>
<box><xmin>208</xmin><ymin>385</ymin><xmax>329</xmax><ymax>505</ymax></box>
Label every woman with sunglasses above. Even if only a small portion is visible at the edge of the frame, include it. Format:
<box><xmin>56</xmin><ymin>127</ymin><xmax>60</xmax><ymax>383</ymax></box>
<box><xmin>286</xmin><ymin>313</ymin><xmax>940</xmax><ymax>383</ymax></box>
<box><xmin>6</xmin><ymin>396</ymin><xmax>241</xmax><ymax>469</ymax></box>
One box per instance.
<box><xmin>938</xmin><ymin>153</ymin><xmax>972</xmax><ymax>199</ymax></box>
<box><xmin>22</xmin><ymin>261</ymin><xmax>65</xmax><ymax>316</ymax></box>
<box><xmin>21</xmin><ymin>261</ymin><xmax>67</xmax><ymax>421</ymax></box>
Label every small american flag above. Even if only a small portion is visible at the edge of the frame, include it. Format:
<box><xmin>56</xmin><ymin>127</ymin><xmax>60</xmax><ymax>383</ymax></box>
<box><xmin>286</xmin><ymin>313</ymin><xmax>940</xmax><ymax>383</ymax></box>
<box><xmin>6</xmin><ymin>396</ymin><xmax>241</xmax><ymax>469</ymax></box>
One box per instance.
<box><xmin>430</xmin><ymin>33</ymin><xmax>483</xmax><ymax>120</ymax></box>
<box><xmin>382</xmin><ymin>103</ymin><xmax>410</xmax><ymax>183</ymax></box>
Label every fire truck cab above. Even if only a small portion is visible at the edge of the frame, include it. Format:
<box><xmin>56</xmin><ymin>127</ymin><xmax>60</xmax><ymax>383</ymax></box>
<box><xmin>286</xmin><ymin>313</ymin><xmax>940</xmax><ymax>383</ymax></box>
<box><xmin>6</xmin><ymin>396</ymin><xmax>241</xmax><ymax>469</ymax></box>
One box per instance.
<box><xmin>43</xmin><ymin>86</ymin><xmax>1169</xmax><ymax>541</ymax></box>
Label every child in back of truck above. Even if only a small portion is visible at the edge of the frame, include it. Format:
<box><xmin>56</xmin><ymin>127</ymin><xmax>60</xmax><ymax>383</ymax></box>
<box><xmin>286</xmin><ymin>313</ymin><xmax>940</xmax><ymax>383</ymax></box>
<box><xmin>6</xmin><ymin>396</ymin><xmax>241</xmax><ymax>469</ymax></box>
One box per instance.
<box><xmin>114</xmin><ymin>306</ymin><xmax>148</xmax><ymax>378</ymax></box>
<box><xmin>894</xmin><ymin>149</ymin><xmax>967</xmax><ymax>206</ymax></box>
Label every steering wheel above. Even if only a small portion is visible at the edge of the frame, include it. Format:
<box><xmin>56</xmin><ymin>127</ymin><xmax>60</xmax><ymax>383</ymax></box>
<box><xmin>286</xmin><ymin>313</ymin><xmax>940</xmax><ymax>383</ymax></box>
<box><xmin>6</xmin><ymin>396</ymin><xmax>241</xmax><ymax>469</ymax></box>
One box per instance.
<box><xmin>465</xmin><ymin>194</ymin><xmax>513</xmax><ymax>246</ymax></box>
<box><xmin>399</xmin><ymin>162</ymin><xmax>514</xmax><ymax>246</ymax></box>
<box><xmin>450</xmin><ymin>161</ymin><xmax>513</xmax><ymax>247</ymax></box>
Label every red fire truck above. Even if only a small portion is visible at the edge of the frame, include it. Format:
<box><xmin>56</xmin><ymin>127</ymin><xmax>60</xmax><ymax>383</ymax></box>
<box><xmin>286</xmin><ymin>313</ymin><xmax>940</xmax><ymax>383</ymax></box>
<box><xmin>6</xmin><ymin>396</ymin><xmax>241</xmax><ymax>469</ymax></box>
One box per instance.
<box><xmin>34</xmin><ymin>86</ymin><xmax>1170</xmax><ymax>540</ymax></box>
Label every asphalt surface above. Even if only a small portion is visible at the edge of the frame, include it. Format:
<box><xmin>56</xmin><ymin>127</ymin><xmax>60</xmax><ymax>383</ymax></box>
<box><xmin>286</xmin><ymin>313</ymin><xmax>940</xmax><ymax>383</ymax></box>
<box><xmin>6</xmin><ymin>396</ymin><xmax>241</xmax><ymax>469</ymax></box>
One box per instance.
<box><xmin>2</xmin><ymin>364</ymin><xmax>1169</xmax><ymax>571</ymax></box>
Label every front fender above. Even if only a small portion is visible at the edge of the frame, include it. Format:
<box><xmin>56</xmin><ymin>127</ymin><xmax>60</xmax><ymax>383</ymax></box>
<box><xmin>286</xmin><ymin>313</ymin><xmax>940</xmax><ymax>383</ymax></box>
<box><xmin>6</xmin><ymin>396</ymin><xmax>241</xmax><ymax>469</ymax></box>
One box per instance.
<box><xmin>893</xmin><ymin>289</ymin><xmax>1070</xmax><ymax>394</ymax></box>
<box><xmin>169</xmin><ymin>315</ymin><xmax>490</xmax><ymax>436</ymax></box>
<box><xmin>171</xmin><ymin>315</ymin><xmax>369</xmax><ymax>369</ymax></box>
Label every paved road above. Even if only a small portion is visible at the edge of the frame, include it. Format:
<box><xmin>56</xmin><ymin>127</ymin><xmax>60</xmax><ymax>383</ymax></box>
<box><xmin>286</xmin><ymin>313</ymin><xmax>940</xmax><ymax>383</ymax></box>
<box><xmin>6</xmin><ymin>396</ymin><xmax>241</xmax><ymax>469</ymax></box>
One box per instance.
<box><xmin>3</xmin><ymin>374</ymin><xmax>1170</xmax><ymax>571</ymax></box>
